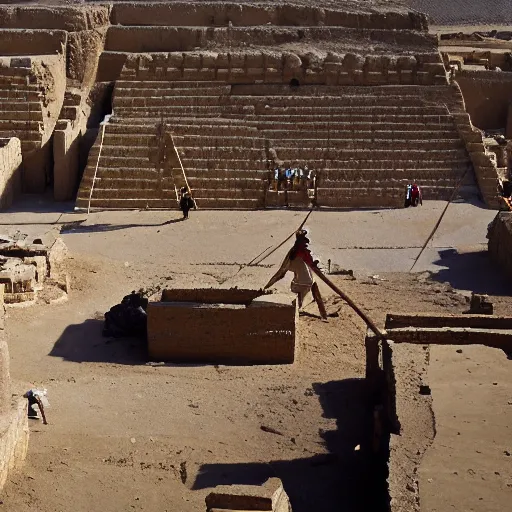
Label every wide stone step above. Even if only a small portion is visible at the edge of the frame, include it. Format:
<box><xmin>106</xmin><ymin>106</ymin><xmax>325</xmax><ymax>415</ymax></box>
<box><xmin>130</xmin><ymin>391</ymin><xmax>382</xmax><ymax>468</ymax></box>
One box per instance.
<box><xmin>231</xmin><ymin>84</ymin><xmax>451</xmax><ymax>97</ymax></box>
<box><xmin>99</xmin><ymin>145</ymin><xmax>154</xmax><ymax>158</ymax></box>
<box><xmin>0</xmin><ymin>111</ymin><xmax>43</xmax><ymax>123</ymax></box>
<box><xmin>0</xmin><ymin>75</ymin><xmax>29</xmax><ymax>86</ymax></box>
<box><xmin>319</xmin><ymin>168</ymin><xmax>466</xmax><ymax>181</ymax></box>
<box><xmin>263</xmin><ymin>129</ymin><xmax>459</xmax><ymax>140</ymax></box>
<box><xmin>255</xmin><ymin>106</ymin><xmax>448</xmax><ymax>117</ymax></box>
<box><xmin>0</xmin><ymin>129</ymin><xmax>41</xmax><ymax>142</ymax></box>
<box><xmin>116</xmin><ymin>80</ymin><xmax>224</xmax><ymax>89</ymax></box>
<box><xmin>247</xmin><ymin>114</ymin><xmax>454</xmax><ymax>123</ymax></box>
<box><xmin>86</xmin><ymin>178</ymin><xmax>160</xmax><ymax>190</ymax></box>
<box><xmin>186</xmin><ymin>168</ymin><xmax>268</xmax><ymax>178</ymax></box>
<box><xmin>309</xmin><ymin>159</ymin><xmax>470</xmax><ymax>171</ymax></box>
<box><xmin>76</xmin><ymin>197</ymin><xmax>176</xmax><ymax>209</ymax></box>
<box><xmin>256</xmin><ymin>122</ymin><xmax>456</xmax><ymax>132</ymax></box>
<box><xmin>101</xmin><ymin>133</ymin><xmax>157</xmax><ymax>145</ymax></box>
<box><xmin>114</xmin><ymin>85</ymin><xmax>232</xmax><ymax>97</ymax></box>
<box><xmin>87</xmin><ymin>168</ymin><xmax>162</xmax><ymax>182</ymax></box>
<box><xmin>178</xmin><ymin>147</ymin><xmax>265</xmax><ymax>159</ymax></box>
<box><xmin>88</xmin><ymin>188</ymin><xmax>162</xmax><ymax>200</ymax></box>
<box><xmin>0</xmin><ymin>89</ymin><xmax>41</xmax><ymax>101</ymax></box>
<box><xmin>317</xmin><ymin>193</ymin><xmax>403</xmax><ymax>208</ymax></box>
<box><xmin>183</xmin><ymin>177</ymin><xmax>266</xmax><ymax>190</ymax></box>
<box><xmin>192</xmin><ymin>188</ymin><xmax>264</xmax><ymax>199</ymax></box>
<box><xmin>319</xmin><ymin>177</ymin><xmax>460</xmax><ymax>189</ymax></box>
<box><xmin>76</xmin><ymin>196</ymin><xmax>262</xmax><ymax>210</ymax></box>
<box><xmin>191</xmin><ymin>197</ymin><xmax>264</xmax><ymax>209</ymax></box>
<box><xmin>273</xmin><ymin>148</ymin><xmax>468</xmax><ymax>160</ymax></box>
<box><xmin>173</xmin><ymin>135</ymin><xmax>265</xmax><ymax>148</ymax></box>
<box><xmin>271</xmin><ymin>139</ymin><xmax>464</xmax><ymax>150</ymax></box>
<box><xmin>113</xmin><ymin>95</ymin><xmax>436</xmax><ymax>109</ymax></box>
<box><xmin>105</xmin><ymin>122</ymin><xmax>257</xmax><ymax>137</ymax></box>
<box><xmin>114</xmin><ymin>105</ymin><xmax>256</xmax><ymax>116</ymax></box>
<box><xmin>96</xmin><ymin>156</ymin><xmax>156</xmax><ymax>168</ymax></box>
<box><xmin>0</xmin><ymin>101</ymin><xmax>42</xmax><ymax>112</ymax></box>
<box><xmin>0</xmin><ymin>118</ymin><xmax>42</xmax><ymax>130</ymax></box>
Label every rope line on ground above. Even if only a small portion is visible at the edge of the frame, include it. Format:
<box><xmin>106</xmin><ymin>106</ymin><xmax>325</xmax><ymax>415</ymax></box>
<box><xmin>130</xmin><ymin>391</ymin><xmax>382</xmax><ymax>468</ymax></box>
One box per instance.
<box><xmin>410</xmin><ymin>167</ymin><xmax>469</xmax><ymax>272</ymax></box>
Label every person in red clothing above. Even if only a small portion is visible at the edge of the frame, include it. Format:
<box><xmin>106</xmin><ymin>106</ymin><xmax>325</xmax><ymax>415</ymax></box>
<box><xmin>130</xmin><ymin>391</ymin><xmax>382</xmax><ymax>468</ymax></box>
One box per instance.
<box><xmin>410</xmin><ymin>183</ymin><xmax>422</xmax><ymax>207</ymax></box>
<box><xmin>264</xmin><ymin>229</ymin><xmax>327</xmax><ymax>320</ymax></box>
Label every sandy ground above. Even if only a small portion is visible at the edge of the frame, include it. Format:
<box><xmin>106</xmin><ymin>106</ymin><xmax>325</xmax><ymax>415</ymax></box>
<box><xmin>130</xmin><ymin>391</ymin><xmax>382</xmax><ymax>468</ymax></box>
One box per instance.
<box><xmin>0</xmin><ymin>198</ymin><xmax>509</xmax><ymax>512</ymax></box>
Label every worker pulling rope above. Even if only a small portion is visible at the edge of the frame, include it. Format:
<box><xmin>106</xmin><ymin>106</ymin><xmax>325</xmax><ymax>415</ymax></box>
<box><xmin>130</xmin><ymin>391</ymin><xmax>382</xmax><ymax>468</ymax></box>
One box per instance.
<box><xmin>257</xmin><ymin>215</ymin><xmax>386</xmax><ymax>340</ymax></box>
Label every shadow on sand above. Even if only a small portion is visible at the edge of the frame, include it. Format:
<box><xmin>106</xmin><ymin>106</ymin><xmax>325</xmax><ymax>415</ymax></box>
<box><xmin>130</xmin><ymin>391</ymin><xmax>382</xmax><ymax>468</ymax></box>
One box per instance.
<box><xmin>60</xmin><ymin>217</ymin><xmax>184</xmax><ymax>234</ymax></box>
<box><xmin>193</xmin><ymin>379</ymin><xmax>388</xmax><ymax>512</ymax></box>
<box><xmin>429</xmin><ymin>248</ymin><xmax>510</xmax><ymax>296</ymax></box>
<box><xmin>48</xmin><ymin>318</ymin><xmax>148</xmax><ymax>365</ymax></box>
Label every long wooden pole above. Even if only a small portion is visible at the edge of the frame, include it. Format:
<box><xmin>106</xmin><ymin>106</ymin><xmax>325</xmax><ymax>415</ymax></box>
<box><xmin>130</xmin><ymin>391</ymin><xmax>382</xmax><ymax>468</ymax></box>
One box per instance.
<box><xmin>251</xmin><ymin>209</ymin><xmax>313</xmax><ymax>266</ymax></box>
<box><xmin>310</xmin><ymin>265</ymin><xmax>387</xmax><ymax>340</ymax></box>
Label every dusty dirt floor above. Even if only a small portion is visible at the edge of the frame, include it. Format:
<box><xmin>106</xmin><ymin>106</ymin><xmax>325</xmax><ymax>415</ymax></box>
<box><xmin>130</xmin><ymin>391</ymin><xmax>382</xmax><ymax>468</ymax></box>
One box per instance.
<box><xmin>0</xmin><ymin>198</ymin><xmax>510</xmax><ymax>512</ymax></box>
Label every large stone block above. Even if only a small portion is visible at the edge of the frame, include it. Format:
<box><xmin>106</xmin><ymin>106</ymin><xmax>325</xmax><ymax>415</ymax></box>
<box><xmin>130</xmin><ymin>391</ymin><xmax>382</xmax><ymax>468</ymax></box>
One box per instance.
<box><xmin>205</xmin><ymin>477</ymin><xmax>290</xmax><ymax>512</ymax></box>
<box><xmin>147</xmin><ymin>289</ymin><xmax>297</xmax><ymax>364</ymax></box>
<box><xmin>0</xmin><ymin>397</ymin><xmax>29</xmax><ymax>491</ymax></box>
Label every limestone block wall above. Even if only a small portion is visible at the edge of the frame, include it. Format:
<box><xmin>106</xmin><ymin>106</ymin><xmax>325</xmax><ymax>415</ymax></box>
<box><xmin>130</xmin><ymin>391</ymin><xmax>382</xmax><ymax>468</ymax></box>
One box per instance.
<box><xmin>0</xmin><ymin>397</ymin><xmax>29</xmax><ymax>491</ymax></box>
<box><xmin>0</xmin><ymin>284</ymin><xmax>29</xmax><ymax>491</ymax></box>
<box><xmin>0</xmin><ymin>29</ymin><xmax>66</xmax><ymax>56</ymax></box>
<box><xmin>450</xmin><ymin>82</ymin><xmax>501</xmax><ymax>208</ymax></box>
<box><xmin>456</xmin><ymin>71</ymin><xmax>512</xmax><ymax>131</ymax></box>
<box><xmin>115</xmin><ymin>50</ymin><xmax>446</xmax><ymax>86</ymax></box>
<box><xmin>205</xmin><ymin>478</ymin><xmax>291</xmax><ymax>512</ymax></box>
<box><xmin>111</xmin><ymin>2</ymin><xmax>427</xmax><ymax>30</ymax></box>
<box><xmin>147</xmin><ymin>289</ymin><xmax>297</xmax><ymax>364</ymax></box>
<box><xmin>0</xmin><ymin>137</ymin><xmax>21</xmax><ymax>210</ymax></box>
<box><xmin>488</xmin><ymin>212</ymin><xmax>512</xmax><ymax>279</ymax></box>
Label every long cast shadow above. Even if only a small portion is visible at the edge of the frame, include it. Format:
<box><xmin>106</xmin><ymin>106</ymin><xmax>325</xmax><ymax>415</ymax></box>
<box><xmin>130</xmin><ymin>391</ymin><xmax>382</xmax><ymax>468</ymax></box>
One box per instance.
<box><xmin>49</xmin><ymin>318</ymin><xmax>148</xmax><ymax>365</ymax></box>
<box><xmin>193</xmin><ymin>379</ymin><xmax>387</xmax><ymax>512</ymax></box>
<box><xmin>429</xmin><ymin>248</ymin><xmax>510</xmax><ymax>296</ymax></box>
<box><xmin>60</xmin><ymin>218</ymin><xmax>184</xmax><ymax>234</ymax></box>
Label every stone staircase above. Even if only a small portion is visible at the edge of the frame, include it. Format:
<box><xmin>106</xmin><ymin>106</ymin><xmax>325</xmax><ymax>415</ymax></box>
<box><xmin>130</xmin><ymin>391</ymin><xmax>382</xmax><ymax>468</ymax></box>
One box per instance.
<box><xmin>77</xmin><ymin>80</ymin><xmax>474</xmax><ymax>210</ymax></box>
<box><xmin>0</xmin><ymin>69</ymin><xmax>44</xmax><ymax>154</ymax></box>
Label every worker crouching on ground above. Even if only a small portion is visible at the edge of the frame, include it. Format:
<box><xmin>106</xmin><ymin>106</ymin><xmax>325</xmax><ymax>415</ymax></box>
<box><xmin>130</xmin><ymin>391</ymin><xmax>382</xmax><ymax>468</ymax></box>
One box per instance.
<box><xmin>24</xmin><ymin>388</ymin><xmax>48</xmax><ymax>424</ymax></box>
<box><xmin>264</xmin><ymin>229</ymin><xmax>327</xmax><ymax>320</ymax></box>
<box><xmin>179</xmin><ymin>187</ymin><xmax>196</xmax><ymax>220</ymax></box>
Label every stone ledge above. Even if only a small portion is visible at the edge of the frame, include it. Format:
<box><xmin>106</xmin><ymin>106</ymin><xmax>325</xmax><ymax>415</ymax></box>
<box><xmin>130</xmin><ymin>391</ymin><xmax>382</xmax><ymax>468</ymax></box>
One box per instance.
<box><xmin>0</xmin><ymin>396</ymin><xmax>29</xmax><ymax>491</ymax></box>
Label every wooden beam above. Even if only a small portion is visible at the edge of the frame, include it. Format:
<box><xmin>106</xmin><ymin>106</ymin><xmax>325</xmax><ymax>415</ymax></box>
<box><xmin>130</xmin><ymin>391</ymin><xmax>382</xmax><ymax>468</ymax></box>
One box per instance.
<box><xmin>386</xmin><ymin>313</ymin><xmax>512</xmax><ymax>330</ymax></box>
<box><xmin>385</xmin><ymin>327</ymin><xmax>512</xmax><ymax>353</ymax></box>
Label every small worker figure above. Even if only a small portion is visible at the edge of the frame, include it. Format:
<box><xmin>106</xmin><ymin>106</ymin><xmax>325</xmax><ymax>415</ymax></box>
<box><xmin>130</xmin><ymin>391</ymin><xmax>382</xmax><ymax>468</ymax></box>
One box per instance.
<box><xmin>404</xmin><ymin>183</ymin><xmax>422</xmax><ymax>207</ymax></box>
<box><xmin>410</xmin><ymin>183</ymin><xmax>422</xmax><ymax>207</ymax></box>
<box><xmin>264</xmin><ymin>229</ymin><xmax>327</xmax><ymax>320</ymax></box>
<box><xmin>179</xmin><ymin>187</ymin><xmax>196</xmax><ymax>220</ymax></box>
<box><xmin>24</xmin><ymin>389</ymin><xmax>48</xmax><ymax>424</ymax></box>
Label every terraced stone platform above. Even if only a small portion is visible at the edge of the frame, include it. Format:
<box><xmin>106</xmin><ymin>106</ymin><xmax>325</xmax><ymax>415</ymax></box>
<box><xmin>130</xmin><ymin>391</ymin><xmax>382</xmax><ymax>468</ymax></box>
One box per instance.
<box><xmin>77</xmin><ymin>78</ymin><xmax>474</xmax><ymax>209</ymax></box>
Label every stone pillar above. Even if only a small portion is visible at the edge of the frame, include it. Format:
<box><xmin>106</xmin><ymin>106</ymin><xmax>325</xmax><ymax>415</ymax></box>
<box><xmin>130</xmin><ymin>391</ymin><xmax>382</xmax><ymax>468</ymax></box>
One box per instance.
<box><xmin>0</xmin><ymin>284</ymin><xmax>10</xmax><ymax>415</ymax></box>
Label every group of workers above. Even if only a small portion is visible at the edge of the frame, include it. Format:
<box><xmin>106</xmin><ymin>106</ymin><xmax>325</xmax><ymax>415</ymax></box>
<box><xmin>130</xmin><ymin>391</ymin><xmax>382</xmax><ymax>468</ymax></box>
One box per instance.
<box><xmin>272</xmin><ymin>167</ymin><xmax>316</xmax><ymax>191</ymax></box>
<box><xmin>404</xmin><ymin>183</ymin><xmax>423</xmax><ymax>208</ymax></box>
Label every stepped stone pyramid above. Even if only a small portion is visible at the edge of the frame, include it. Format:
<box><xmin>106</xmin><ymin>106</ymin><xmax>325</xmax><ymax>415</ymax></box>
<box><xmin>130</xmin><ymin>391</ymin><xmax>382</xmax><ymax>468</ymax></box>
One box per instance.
<box><xmin>76</xmin><ymin>1</ymin><xmax>477</xmax><ymax>210</ymax></box>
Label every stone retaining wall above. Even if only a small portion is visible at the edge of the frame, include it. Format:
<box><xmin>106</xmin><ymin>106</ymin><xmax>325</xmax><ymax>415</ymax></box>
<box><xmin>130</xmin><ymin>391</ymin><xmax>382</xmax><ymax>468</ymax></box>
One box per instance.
<box><xmin>0</xmin><ymin>397</ymin><xmax>29</xmax><ymax>491</ymax></box>
<box><xmin>147</xmin><ymin>289</ymin><xmax>297</xmax><ymax>364</ymax></box>
<box><xmin>0</xmin><ymin>137</ymin><xmax>21</xmax><ymax>210</ymax></box>
<box><xmin>111</xmin><ymin>2</ymin><xmax>427</xmax><ymax>30</ymax></box>
<box><xmin>488</xmin><ymin>212</ymin><xmax>512</xmax><ymax>279</ymax></box>
<box><xmin>0</xmin><ymin>29</ymin><xmax>66</xmax><ymax>56</ymax></box>
<box><xmin>111</xmin><ymin>49</ymin><xmax>446</xmax><ymax>86</ymax></box>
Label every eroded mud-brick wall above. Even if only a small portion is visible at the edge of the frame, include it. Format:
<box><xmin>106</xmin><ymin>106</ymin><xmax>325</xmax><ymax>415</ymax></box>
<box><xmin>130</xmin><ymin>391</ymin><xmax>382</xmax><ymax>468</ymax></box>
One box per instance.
<box><xmin>148</xmin><ymin>293</ymin><xmax>296</xmax><ymax>364</ymax></box>
<box><xmin>488</xmin><ymin>212</ymin><xmax>512</xmax><ymax>278</ymax></box>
